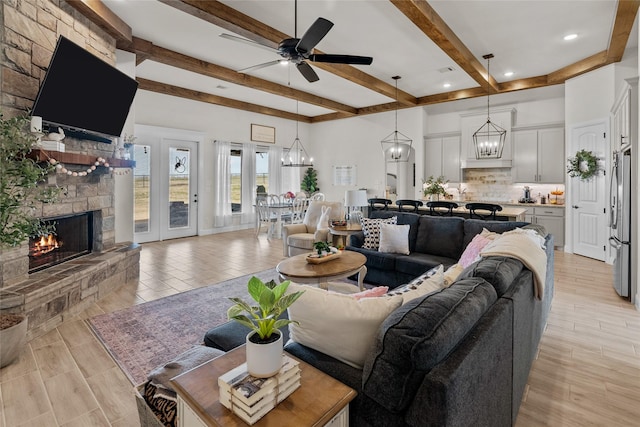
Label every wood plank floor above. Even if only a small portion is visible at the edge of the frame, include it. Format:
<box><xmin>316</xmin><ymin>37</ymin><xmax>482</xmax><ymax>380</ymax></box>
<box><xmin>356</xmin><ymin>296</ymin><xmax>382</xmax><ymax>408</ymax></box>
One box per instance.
<box><xmin>1</xmin><ymin>231</ymin><xmax>638</xmax><ymax>426</ymax></box>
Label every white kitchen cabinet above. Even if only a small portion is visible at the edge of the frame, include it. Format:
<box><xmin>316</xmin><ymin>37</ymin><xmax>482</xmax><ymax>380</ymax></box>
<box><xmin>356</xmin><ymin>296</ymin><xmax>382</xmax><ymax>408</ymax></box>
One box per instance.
<box><xmin>611</xmin><ymin>77</ymin><xmax>637</xmax><ymax>152</ymax></box>
<box><xmin>424</xmin><ymin>134</ymin><xmax>460</xmax><ymax>183</ymax></box>
<box><xmin>512</xmin><ymin>126</ymin><xmax>564</xmax><ymax>183</ymax></box>
<box><xmin>520</xmin><ymin>205</ymin><xmax>565</xmax><ymax>248</ymax></box>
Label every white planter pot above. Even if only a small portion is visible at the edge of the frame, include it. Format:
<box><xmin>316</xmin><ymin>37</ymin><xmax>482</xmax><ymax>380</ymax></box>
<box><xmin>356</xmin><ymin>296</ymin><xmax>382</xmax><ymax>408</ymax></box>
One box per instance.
<box><xmin>0</xmin><ymin>315</ymin><xmax>27</xmax><ymax>368</ymax></box>
<box><xmin>245</xmin><ymin>330</ymin><xmax>283</xmax><ymax>378</ymax></box>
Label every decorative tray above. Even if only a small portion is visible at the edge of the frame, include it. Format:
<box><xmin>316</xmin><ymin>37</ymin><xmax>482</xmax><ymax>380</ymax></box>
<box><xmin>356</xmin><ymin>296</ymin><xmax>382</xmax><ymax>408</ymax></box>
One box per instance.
<box><xmin>306</xmin><ymin>251</ymin><xmax>342</xmax><ymax>264</ymax></box>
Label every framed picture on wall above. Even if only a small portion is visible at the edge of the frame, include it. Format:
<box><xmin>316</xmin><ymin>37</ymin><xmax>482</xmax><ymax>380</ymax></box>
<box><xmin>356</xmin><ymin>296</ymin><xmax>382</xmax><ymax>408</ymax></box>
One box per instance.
<box><xmin>251</xmin><ymin>124</ymin><xmax>276</xmax><ymax>143</ymax></box>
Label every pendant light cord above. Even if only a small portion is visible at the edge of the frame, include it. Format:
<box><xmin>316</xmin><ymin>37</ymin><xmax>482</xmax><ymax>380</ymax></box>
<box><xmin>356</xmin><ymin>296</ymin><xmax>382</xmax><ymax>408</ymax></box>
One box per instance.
<box><xmin>486</xmin><ymin>56</ymin><xmax>490</xmax><ymax>121</ymax></box>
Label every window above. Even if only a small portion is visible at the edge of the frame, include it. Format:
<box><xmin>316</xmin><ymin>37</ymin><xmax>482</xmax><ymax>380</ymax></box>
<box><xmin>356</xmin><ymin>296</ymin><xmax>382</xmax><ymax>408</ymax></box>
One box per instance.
<box><xmin>256</xmin><ymin>150</ymin><xmax>269</xmax><ymax>196</ymax></box>
<box><xmin>230</xmin><ymin>148</ymin><xmax>242</xmax><ymax>212</ymax></box>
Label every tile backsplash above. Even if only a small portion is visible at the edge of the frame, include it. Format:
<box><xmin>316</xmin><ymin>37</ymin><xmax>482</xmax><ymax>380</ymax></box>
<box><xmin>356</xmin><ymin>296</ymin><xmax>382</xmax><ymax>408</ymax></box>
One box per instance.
<box><xmin>449</xmin><ymin>168</ymin><xmax>565</xmax><ymax>203</ymax></box>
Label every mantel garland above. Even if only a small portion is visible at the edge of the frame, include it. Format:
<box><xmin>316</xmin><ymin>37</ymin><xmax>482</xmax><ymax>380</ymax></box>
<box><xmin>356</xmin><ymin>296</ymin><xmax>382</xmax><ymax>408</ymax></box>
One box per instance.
<box><xmin>567</xmin><ymin>149</ymin><xmax>599</xmax><ymax>180</ymax></box>
<box><xmin>46</xmin><ymin>156</ymin><xmax>131</xmax><ymax>176</ymax></box>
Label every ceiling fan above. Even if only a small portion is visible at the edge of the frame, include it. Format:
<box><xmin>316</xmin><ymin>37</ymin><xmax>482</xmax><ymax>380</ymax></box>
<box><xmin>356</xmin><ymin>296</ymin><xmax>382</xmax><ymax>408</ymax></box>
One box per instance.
<box><xmin>220</xmin><ymin>1</ymin><xmax>373</xmax><ymax>83</ymax></box>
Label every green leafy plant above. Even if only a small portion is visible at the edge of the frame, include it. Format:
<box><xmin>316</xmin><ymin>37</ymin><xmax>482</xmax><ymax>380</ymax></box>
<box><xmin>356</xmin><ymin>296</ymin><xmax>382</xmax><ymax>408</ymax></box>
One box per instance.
<box><xmin>301</xmin><ymin>167</ymin><xmax>319</xmax><ymax>194</ymax></box>
<box><xmin>422</xmin><ymin>175</ymin><xmax>449</xmax><ymax>197</ymax></box>
<box><xmin>313</xmin><ymin>241</ymin><xmax>332</xmax><ymax>255</ymax></box>
<box><xmin>227</xmin><ymin>277</ymin><xmax>305</xmax><ymax>341</ymax></box>
<box><xmin>0</xmin><ymin>113</ymin><xmax>61</xmax><ymax>248</ymax></box>
<box><xmin>567</xmin><ymin>149</ymin><xmax>599</xmax><ymax>180</ymax></box>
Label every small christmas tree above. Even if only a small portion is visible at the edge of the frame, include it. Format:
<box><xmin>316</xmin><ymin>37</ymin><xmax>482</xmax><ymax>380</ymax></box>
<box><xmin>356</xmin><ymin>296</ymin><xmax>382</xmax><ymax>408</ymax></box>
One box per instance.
<box><xmin>301</xmin><ymin>167</ymin><xmax>319</xmax><ymax>195</ymax></box>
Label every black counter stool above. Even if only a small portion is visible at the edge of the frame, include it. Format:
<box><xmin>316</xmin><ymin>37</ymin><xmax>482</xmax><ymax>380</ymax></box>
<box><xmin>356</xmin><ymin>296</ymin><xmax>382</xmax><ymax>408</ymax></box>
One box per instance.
<box><xmin>396</xmin><ymin>199</ymin><xmax>423</xmax><ymax>212</ymax></box>
<box><xmin>368</xmin><ymin>198</ymin><xmax>392</xmax><ymax>211</ymax></box>
<box><xmin>426</xmin><ymin>201</ymin><xmax>458</xmax><ymax>216</ymax></box>
<box><xmin>465</xmin><ymin>203</ymin><xmax>503</xmax><ymax>220</ymax></box>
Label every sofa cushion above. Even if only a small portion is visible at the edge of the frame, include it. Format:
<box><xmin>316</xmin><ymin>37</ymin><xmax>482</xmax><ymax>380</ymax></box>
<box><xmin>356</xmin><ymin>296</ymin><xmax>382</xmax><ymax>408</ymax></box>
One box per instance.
<box><xmin>394</xmin><ymin>252</ymin><xmax>456</xmax><ymax>278</ymax></box>
<box><xmin>286</xmin><ymin>233</ymin><xmax>315</xmax><ymax>250</ymax></box>
<box><xmin>414</xmin><ymin>216</ymin><xmax>465</xmax><ymax>259</ymax></box>
<box><xmin>459</xmin><ymin>256</ymin><xmax>525</xmax><ymax>297</ymax></box>
<box><xmin>378</xmin><ymin>223</ymin><xmax>410</xmax><ymax>255</ymax></box>
<box><xmin>361</xmin><ymin>216</ymin><xmax>397</xmax><ymax>250</ymax></box>
<box><xmin>362</xmin><ymin>277</ymin><xmax>498</xmax><ymax>413</ymax></box>
<box><xmin>348</xmin><ymin>246</ymin><xmax>399</xmax><ymax>271</ymax></box>
<box><xmin>287</xmin><ymin>283</ymin><xmax>403</xmax><ymax>369</ymax></box>
<box><xmin>463</xmin><ymin>219</ymin><xmax>528</xmax><ymax>248</ymax></box>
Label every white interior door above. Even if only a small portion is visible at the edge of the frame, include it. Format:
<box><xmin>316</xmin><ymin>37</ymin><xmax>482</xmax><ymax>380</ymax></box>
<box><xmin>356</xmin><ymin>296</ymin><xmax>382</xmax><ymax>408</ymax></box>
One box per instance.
<box><xmin>571</xmin><ymin>122</ymin><xmax>607</xmax><ymax>260</ymax></box>
<box><xmin>133</xmin><ymin>125</ymin><xmax>201</xmax><ymax>244</ymax></box>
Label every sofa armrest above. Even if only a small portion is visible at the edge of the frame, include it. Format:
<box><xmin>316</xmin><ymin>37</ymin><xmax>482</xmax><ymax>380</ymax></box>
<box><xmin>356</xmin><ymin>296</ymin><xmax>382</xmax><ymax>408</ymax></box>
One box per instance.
<box><xmin>203</xmin><ymin>321</ymin><xmax>249</xmax><ymax>351</ymax></box>
<box><xmin>348</xmin><ymin>231</ymin><xmax>365</xmax><ymax>248</ymax></box>
<box><xmin>283</xmin><ymin>223</ymin><xmax>309</xmax><ymax>238</ymax></box>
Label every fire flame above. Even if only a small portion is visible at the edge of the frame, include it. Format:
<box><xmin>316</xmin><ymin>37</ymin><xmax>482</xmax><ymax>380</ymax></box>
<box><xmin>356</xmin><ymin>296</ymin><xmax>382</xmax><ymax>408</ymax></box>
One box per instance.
<box><xmin>30</xmin><ymin>234</ymin><xmax>62</xmax><ymax>257</ymax></box>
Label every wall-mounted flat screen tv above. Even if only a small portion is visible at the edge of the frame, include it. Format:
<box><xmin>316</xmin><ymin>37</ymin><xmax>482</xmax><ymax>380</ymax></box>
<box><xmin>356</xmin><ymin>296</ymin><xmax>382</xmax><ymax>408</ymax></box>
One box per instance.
<box><xmin>32</xmin><ymin>36</ymin><xmax>138</xmax><ymax>140</ymax></box>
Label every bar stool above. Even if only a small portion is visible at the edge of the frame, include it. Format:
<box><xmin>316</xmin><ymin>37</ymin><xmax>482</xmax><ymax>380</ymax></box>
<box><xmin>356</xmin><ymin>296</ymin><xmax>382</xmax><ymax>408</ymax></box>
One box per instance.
<box><xmin>426</xmin><ymin>201</ymin><xmax>458</xmax><ymax>216</ymax></box>
<box><xmin>396</xmin><ymin>199</ymin><xmax>424</xmax><ymax>212</ymax></box>
<box><xmin>465</xmin><ymin>203</ymin><xmax>503</xmax><ymax>220</ymax></box>
<box><xmin>368</xmin><ymin>198</ymin><xmax>392</xmax><ymax>211</ymax></box>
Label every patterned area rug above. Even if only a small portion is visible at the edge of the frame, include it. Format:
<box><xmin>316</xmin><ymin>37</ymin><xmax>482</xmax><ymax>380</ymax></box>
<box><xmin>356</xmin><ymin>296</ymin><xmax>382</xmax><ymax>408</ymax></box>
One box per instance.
<box><xmin>88</xmin><ymin>269</ymin><xmax>279</xmax><ymax>385</ymax></box>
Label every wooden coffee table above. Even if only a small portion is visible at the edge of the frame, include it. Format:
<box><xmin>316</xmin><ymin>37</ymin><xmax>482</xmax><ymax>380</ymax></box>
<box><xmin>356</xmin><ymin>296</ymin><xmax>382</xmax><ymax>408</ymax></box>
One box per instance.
<box><xmin>170</xmin><ymin>346</ymin><xmax>356</xmax><ymax>427</ymax></box>
<box><xmin>276</xmin><ymin>251</ymin><xmax>367</xmax><ymax>291</ymax></box>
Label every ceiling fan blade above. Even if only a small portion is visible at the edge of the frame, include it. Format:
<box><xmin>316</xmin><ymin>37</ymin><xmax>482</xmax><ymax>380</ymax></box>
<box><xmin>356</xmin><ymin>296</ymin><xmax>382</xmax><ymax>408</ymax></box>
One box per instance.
<box><xmin>309</xmin><ymin>54</ymin><xmax>373</xmax><ymax>65</ymax></box>
<box><xmin>219</xmin><ymin>33</ymin><xmax>278</xmax><ymax>54</ymax></box>
<box><xmin>238</xmin><ymin>60</ymin><xmax>284</xmax><ymax>73</ymax></box>
<box><xmin>296</xmin><ymin>18</ymin><xmax>333</xmax><ymax>54</ymax></box>
<box><xmin>296</xmin><ymin>61</ymin><xmax>319</xmax><ymax>83</ymax></box>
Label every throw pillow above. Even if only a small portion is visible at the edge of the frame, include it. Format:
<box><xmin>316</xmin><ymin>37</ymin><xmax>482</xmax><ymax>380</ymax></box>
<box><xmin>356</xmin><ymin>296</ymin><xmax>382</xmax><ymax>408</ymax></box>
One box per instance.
<box><xmin>361</xmin><ymin>216</ymin><xmax>397</xmax><ymax>250</ymax></box>
<box><xmin>287</xmin><ymin>283</ymin><xmax>403</xmax><ymax>369</ymax></box>
<box><xmin>384</xmin><ymin>265</ymin><xmax>444</xmax><ymax>304</ymax></box>
<box><xmin>378</xmin><ymin>223</ymin><xmax>410</xmax><ymax>255</ymax></box>
<box><xmin>480</xmin><ymin>227</ymin><xmax>501</xmax><ymax>241</ymax></box>
<box><xmin>459</xmin><ymin>234</ymin><xmax>492</xmax><ymax>268</ymax></box>
<box><xmin>349</xmin><ymin>286</ymin><xmax>389</xmax><ymax>300</ymax></box>
<box><xmin>443</xmin><ymin>263</ymin><xmax>464</xmax><ymax>287</ymax></box>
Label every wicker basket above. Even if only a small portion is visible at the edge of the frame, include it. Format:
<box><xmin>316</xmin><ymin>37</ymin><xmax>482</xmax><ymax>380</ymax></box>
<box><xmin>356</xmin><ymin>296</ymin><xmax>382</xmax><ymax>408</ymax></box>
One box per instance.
<box><xmin>135</xmin><ymin>383</ymin><xmax>165</xmax><ymax>427</ymax></box>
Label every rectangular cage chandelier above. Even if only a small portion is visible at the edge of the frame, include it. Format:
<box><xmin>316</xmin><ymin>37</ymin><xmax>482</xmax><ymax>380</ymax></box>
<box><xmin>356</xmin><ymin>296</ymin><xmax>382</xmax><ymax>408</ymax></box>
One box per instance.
<box><xmin>472</xmin><ymin>54</ymin><xmax>506</xmax><ymax>160</ymax></box>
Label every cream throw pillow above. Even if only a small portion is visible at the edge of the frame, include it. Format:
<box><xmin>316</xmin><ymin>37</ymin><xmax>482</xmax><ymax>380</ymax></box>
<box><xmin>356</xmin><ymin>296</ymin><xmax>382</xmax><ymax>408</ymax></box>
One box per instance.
<box><xmin>287</xmin><ymin>283</ymin><xmax>403</xmax><ymax>369</ymax></box>
<box><xmin>378</xmin><ymin>223</ymin><xmax>410</xmax><ymax>255</ymax></box>
<box><xmin>384</xmin><ymin>265</ymin><xmax>445</xmax><ymax>304</ymax></box>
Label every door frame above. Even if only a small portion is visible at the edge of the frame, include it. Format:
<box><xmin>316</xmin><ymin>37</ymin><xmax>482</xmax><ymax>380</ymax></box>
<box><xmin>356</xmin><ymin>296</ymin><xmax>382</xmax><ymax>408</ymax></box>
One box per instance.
<box><xmin>566</xmin><ymin>118</ymin><xmax>609</xmax><ymax>259</ymax></box>
<box><xmin>133</xmin><ymin>124</ymin><xmax>203</xmax><ymax>243</ymax></box>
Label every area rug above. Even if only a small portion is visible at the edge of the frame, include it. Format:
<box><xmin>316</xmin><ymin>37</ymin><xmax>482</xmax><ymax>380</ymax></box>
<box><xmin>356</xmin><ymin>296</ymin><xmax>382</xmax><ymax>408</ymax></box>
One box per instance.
<box><xmin>88</xmin><ymin>269</ymin><xmax>279</xmax><ymax>385</ymax></box>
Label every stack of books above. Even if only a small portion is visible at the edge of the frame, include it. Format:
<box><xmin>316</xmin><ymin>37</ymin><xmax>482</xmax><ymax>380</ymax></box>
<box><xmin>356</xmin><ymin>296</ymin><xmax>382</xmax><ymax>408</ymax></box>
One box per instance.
<box><xmin>218</xmin><ymin>355</ymin><xmax>301</xmax><ymax>425</ymax></box>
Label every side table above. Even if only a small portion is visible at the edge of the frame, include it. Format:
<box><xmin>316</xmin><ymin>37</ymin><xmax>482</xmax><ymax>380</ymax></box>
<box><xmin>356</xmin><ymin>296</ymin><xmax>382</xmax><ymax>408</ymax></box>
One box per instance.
<box><xmin>170</xmin><ymin>346</ymin><xmax>356</xmax><ymax>427</ymax></box>
<box><xmin>329</xmin><ymin>224</ymin><xmax>362</xmax><ymax>248</ymax></box>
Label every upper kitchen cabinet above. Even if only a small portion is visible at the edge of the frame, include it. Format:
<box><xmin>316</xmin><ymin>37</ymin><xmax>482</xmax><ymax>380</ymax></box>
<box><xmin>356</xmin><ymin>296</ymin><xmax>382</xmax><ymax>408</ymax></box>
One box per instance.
<box><xmin>513</xmin><ymin>126</ymin><xmax>565</xmax><ymax>183</ymax></box>
<box><xmin>611</xmin><ymin>77</ymin><xmax>638</xmax><ymax>152</ymax></box>
<box><xmin>460</xmin><ymin>108</ymin><xmax>515</xmax><ymax>168</ymax></box>
<box><xmin>424</xmin><ymin>134</ymin><xmax>461</xmax><ymax>183</ymax></box>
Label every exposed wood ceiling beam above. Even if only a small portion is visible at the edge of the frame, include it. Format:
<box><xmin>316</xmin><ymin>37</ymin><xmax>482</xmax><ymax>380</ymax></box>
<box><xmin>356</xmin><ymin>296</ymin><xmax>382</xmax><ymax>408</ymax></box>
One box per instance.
<box><xmin>138</xmin><ymin>78</ymin><xmax>311</xmax><ymax>123</ymax></box>
<box><xmin>66</xmin><ymin>0</ymin><xmax>132</xmax><ymax>42</ymax></box>
<box><xmin>607</xmin><ymin>0</ymin><xmax>640</xmax><ymax>63</ymax></box>
<box><xmin>548</xmin><ymin>51</ymin><xmax>609</xmax><ymax>84</ymax></box>
<box><xmin>158</xmin><ymin>0</ymin><xmax>418</xmax><ymax>106</ymax></box>
<box><xmin>391</xmin><ymin>0</ymin><xmax>499</xmax><ymax>93</ymax></box>
<box><xmin>125</xmin><ymin>37</ymin><xmax>358</xmax><ymax>115</ymax></box>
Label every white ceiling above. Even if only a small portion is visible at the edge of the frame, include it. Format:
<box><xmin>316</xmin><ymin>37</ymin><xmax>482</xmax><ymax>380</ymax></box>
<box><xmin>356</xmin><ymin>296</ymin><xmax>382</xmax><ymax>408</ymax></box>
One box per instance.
<box><xmin>101</xmin><ymin>0</ymin><xmax>637</xmax><ymax>118</ymax></box>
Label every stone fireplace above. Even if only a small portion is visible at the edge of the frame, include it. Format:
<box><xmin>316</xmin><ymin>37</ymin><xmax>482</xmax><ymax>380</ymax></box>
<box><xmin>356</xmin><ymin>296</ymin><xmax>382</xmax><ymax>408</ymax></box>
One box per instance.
<box><xmin>0</xmin><ymin>144</ymin><xmax>140</xmax><ymax>339</ymax></box>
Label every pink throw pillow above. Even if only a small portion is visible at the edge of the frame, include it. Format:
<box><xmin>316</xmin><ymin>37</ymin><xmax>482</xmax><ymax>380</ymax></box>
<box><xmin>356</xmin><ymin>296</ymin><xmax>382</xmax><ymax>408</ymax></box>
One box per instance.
<box><xmin>351</xmin><ymin>286</ymin><xmax>389</xmax><ymax>300</ymax></box>
<box><xmin>459</xmin><ymin>234</ymin><xmax>492</xmax><ymax>268</ymax></box>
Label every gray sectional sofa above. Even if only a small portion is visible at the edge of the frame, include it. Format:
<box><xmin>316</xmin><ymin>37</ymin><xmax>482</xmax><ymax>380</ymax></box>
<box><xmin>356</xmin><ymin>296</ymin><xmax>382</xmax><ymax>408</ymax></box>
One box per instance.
<box><xmin>347</xmin><ymin>211</ymin><xmax>529</xmax><ymax>288</ymax></box>
<box><xmin>204</xmin><ymin>220</ymin><xmax>555</xmax><ymax>426</ymax></box>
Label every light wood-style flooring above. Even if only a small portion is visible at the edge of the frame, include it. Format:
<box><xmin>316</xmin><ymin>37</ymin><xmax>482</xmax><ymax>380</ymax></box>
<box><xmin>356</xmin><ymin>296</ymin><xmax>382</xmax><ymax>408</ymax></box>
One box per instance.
<box><xmin>0</xmin><ymin>231</ymin><xmax>638</xmax><ymax>426</ymax></box>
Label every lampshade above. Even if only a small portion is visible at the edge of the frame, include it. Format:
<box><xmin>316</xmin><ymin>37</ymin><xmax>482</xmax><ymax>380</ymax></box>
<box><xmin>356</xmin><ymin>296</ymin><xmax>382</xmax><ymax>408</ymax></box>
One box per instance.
<box><xmin>345</xmin><ymin>190</ymin><xmax>368</xmax><ymax>207</ymax></box>
<box><xmin>472</xmin><ymin>53</ymin><xmax>506</xmax><ymax>160</ymax></box>
<box><xmin>380</xmin><ymin>76</ymin><xmax>412</xmax><ymax>163</ymax></box>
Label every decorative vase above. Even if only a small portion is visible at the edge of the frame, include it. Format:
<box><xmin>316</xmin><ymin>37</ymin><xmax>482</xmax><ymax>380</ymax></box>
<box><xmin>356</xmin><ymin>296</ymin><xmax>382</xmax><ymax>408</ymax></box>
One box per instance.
<box><xmin>0</xmin><ymin>314</ymin><xmax>28</xmax><ymax>368</ymax></box>
<box><xmin>245</xmin><ymin>330</ymin><xmax>283</xmax><ymax>378</ymax></box>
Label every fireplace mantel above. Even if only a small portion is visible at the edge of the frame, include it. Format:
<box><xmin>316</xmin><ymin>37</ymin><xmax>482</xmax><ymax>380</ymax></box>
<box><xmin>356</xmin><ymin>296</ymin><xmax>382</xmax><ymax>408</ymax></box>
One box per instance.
<box><xmin>29</xmin><ymin>149</ymin><xmax>136</xmax><ymax>168</ymax></box>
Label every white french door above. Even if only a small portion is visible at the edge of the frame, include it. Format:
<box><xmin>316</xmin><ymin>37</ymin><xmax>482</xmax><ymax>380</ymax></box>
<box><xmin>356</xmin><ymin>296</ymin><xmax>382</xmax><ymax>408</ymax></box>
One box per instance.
<box><xmin>133</xmin><ymin>125</ymin><xmax>201</xmax><ymax>244</ymax></box>
<box><xmin>570</xmin><ymin>122</ymin><xmax>607</xmax><ymax>261</ymax></box>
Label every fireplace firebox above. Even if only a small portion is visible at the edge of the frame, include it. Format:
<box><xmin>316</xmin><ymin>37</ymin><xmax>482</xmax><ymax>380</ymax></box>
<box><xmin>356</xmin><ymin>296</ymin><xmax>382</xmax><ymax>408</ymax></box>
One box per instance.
<box><xmin>29</xmin><ymin>212</ymin><xmax>94</xmax><ymax>272</ymax></box>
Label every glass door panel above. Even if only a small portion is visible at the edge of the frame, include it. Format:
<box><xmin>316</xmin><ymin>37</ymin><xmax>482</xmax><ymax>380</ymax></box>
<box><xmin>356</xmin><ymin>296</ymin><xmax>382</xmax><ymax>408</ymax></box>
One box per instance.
<box><xmin>134</xmin><ymin>145</ymin><xmax>151</xmax><ymax>234</ymax></box>
<box><xmin>169</xmin><ymin>147</ymin><xmax>191</xmax><ymax>229</ymax></box>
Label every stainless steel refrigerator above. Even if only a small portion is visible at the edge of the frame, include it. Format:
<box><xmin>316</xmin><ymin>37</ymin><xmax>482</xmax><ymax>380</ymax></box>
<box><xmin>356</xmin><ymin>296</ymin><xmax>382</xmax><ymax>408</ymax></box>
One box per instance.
<box><xmin>609</xmin><ymin>147</ymin><xmax>632</xmax><ymax>298</ymax></box>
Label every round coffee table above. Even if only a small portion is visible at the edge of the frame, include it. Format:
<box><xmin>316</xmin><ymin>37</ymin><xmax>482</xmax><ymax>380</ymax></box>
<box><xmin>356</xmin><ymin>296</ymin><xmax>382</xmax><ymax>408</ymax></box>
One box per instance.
<box><xmin>276</xmin><ymin>251</ymin><xmax>367</xmax><ymax>291</ymax></box>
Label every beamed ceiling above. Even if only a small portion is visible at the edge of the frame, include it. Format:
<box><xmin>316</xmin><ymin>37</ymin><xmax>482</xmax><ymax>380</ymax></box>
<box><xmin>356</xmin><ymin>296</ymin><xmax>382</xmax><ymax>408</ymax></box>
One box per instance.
<box><xmin>68</xmin><ymin>0</ymin><xmax>640</xmax><ymax>123</ymax></box>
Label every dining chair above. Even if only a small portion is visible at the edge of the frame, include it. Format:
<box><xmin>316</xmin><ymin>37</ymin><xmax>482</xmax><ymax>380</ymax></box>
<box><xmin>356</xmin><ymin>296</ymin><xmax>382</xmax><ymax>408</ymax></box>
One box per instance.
<box><xmin>255</xmin><ymin>199</ymin><xmax>277</xmax><ymax>238</ymax></box>
<box><xmin>465</xmin><ymin>203</ymin><xmax>503</xmax><ymax>220</ymax></box>
<box><xmin>368</xmin><ymin>198</ymin><xmax>392</xmax><ymax>211</ymax></box>
<box><xmin>310</xmin><ymin>193</ymin><xmax>325</xmax><ymax>201</ymax></box>
<box><xmin>396</xmin><ymin>199</ymin><xmax>424</xmax><ymax>213</ymax></box>
<box><xmin>426</xmin><ymin>201</ymin><xmax>459</xmax><ymax>216</ymax></box>
<box><xmin>290</xmin><ymin>197</ymin><xmax>307</xmax><ymax>224</ymax></box>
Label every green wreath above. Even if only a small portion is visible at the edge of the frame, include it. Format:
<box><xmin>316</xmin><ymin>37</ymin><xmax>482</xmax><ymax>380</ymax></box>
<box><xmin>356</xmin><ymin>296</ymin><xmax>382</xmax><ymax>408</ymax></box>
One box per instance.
<box><xmin>567</xmin><ymin>149</ymin><xmax>599</xmax><ymax>180</ymax></box>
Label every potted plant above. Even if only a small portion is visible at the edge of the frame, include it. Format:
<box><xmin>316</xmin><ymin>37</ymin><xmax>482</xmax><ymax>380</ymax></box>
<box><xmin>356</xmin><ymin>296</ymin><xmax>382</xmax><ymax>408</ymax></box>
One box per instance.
<box><xmin>301</xmin><ymin>167</ymin><xmax>319</xmax><ymax>196</ymax></box>
<box><xmin>0</xmin><ymin>313</ymin><xmax>28</xmax><ymax>368</ymax></box>
<box><xmin>422</xmin><ymin>175</ymin><xmax>449</xmax><ymax>201</ymax></box>
<box><xmin>227</xmin><ymin>277</ymin><xmax>305</xmax><ymax>377</ymax></box>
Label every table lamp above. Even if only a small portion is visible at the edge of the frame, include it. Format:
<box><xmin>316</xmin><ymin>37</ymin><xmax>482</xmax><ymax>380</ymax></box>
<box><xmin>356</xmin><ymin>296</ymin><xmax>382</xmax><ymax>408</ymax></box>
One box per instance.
<box><xmin>345</xmin><ymin>190</ymin><xmax>368</xmax><ymax>225</ymax></box>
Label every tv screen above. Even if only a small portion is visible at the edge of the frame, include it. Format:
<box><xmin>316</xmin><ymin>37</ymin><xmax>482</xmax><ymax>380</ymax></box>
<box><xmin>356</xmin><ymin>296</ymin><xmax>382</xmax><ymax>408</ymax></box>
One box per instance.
<box><xmin>32</xmin><ymin>36</ymin><xmax>138</xmax><ymax>139</ymax></box>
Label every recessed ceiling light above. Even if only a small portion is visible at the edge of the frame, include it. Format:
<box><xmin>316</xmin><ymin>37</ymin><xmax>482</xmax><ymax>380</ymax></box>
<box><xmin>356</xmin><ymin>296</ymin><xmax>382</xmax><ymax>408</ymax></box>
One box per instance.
<box><xmin>564</xmin><ymin>34</ymin><xmax>578</xmax><ymax>41</ymax></box>
<box><xmin>504</xmin><ymin>71</ymin><xmax>514</xmax><ymax>77</ymax></box>
<box><xmin>443</xmin><ymin>83</ymin><xmax>451</xmax><ymax>88</ymax></box>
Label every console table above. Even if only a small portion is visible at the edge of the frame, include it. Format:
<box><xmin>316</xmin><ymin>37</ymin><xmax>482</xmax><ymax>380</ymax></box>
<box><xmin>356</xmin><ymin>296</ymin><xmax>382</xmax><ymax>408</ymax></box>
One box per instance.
<box><xmin>170</xmin><ymin>346</ymin><xmax>356</xmax><ymax>427</ymax></box>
